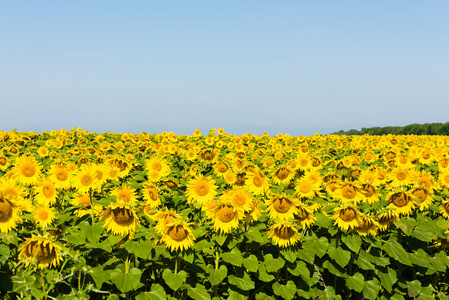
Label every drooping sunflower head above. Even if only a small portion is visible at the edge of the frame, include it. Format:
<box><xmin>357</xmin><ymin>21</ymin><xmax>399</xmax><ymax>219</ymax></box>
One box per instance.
<box><xmin>212</xmin><ymin>201</ymin><xmax>243</xmax><ymax>234</ymax></box>
<box><xmin>333</xmin><ymin>181</ymin><xmax>363</xmax><ymax>204</ymax></box>
<box><xmin>386</xmin><ymin>189</ymin><xmax>416</xmax><ymax>215</ymax></box>
<box><xmin>266</xmin><ymin>194</ymin><xmax>299</xmax><ymax>220</ymax></box>
<box><xmin>439</xmin><ymin>199</ymin><xmax>449</xmax><ymax>219</ymax></box>
<box><xmin>377</xmin><ymin>209</ymin><xmax>399</xmax><ymax>231</ymax></box>
<box><xmin>213</xmin><ymin>161</ymin><xmax>230</xmax><ymax>177</ymax></box>
<box><xmin>411</xmin><ymin>186</ymin><xmax>433</xmax><ymax>210</ymax></box>
<box><xmin>0</xmin><ymin>193</ymin><xmax>21</xmax><ymax>233</ymax></box>
<box><xmin>294</xmin><ymin>203</ymin><xmax>316</xmax><ymax>229</ymax></box>
<box><xmin>102</xmin><ymin>204</ymin><xmax>139</xmax><ymax>236</ymax></box>
<box><xmin>142</xmin><ymin>184</ymin><xmax>161</xmax><ymax>209</ymax></box>
<box><xmin>19</xmin><ymin>237</ymin><xmax>63</xmax><ymax>269</ymax></box>
<box><xmin>332</xmin><ymin>205</ymin><xmax>361</xmax><ymax>231</ymax></box>
<box><xmin>271</xmin><ymin>166</ymin><xmax>294</xmax><ymax>185</ymax></box>
<box><xmin>268</xmin><ymin>221</ymin><xmax>300</xmax><ymax>248</ymax></box>
<box><xmin>354</xmin><ymin>215</ymin><xmax>378</xmax><ymax>237</ymax></box>
<box><xmin>162</xmin><ymin>221</ymin><xmax>195</xmax><ymax>252</ymax></box>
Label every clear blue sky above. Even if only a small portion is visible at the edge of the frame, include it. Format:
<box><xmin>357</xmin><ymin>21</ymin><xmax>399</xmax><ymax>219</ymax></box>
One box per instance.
<box><xmin>1</xmin><ymin>1</ymin><xmax>448</xmax><ymax>136</ymax></box>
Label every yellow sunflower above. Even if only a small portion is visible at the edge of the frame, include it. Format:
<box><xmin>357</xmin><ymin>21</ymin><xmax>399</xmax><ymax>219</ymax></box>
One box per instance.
<box><xmin>152</xmin><ymin>209</ymin><xmax>180</xmax><ymax>234</ymax></box>
<box><xmin>354</xmin><ymin>214</ymin><xmax>378</xmax><ymax>236</ymax></box>
<box><xmin>145</xmin><ymin>156</ymin><xmax>171</xmax><ymax>178</ymax></box>
<box><xmin>33</xmin><ymin>205</ymin><xmax>56</xmax><ymax>229</ymax></box>
<box><xmin>102</xmin><ymin>204</ymin><xmax>139</xmax><ymax>236</ymax></box>
<box><xmin>411</xmin><ymin>186</ymin><xmax>434</xmax><ymax>210</ymax></box>
<box><xmin>0</xmin><ymin>178</ymin><xmax>26</xmax><ymax>203</ymax></box>
<box><xmin>186</xmin><ymin>175</ymin><xmax>217</xmax><ymax>207</ymax></box>
<box><xmin>438</xmin><ymin>169</ymin><xmax>449</xmax><ymax>189</ymax></box>
<box><xmin>389</xmin><ymin>167</ymin><xmax>416</xmax><ymax>188</ymax></box>
<box><xmin>359</xmin><ymin>182</ymin><xmax>381</xmax><ymax>204</ymax></box>
<box><xmin>71</xmin><ymin>193</ymin><xmax>103</xmax><ymax>217</ymax></box>
<box><xmin>332</xmin><ymin>205</ymin><xmax>361</xmax><ymax>231</ymax></box>
<box><xmin>18</xmin><ymin>236</ymin><xmax>63</xmax><ymax>269</ymax></box>
<box><xmin>12</xmin><ymin>155</ymin><xmax>42</xmax><ymax>186</ymax></box>
<box><xmin>271</xmin><ymin>165</ymin><xmax>294</xmax><ymax>185</ymax></box>
<box><xmin>0</xmin><ymin>193</ymin><xmax>21</xmax><ymax>233</ymax></box>
<box><xmin>245</xmin><ymin>168</ymin><xmax>270</xmax><ymax>195</ymax></box>
<box><xmin>47</xmin><ymin>163</ymin><xmax>72</xmax><ymax>190</ymax></box>
<box><xmin>211</xmin><ymin>200</ymin><xmax>243</xmax><ymax>234</ymax></box>
<box><xmin>294</xmin><ymin>203</ymin><xmax>316</xmax><ymax>229</ymax></box>
<box><xmin>34</xmin><ymin>178</ymin><xmax>58</xmax><ymax>206</ymax></box>
<box><xmin>162</xmin><ymin>220</ymin><xmax>195</xmax><ymax>252</ymax></box>
<box><xmin>294</xmin><ymin>177</ymin><xmax>321</xmax><ymax>199</ymax></box>
<box><xmin>439</xmin><ymin>199</ymin><xmax>449</xmax><ymax>219</ymax></box>
<box><xmin>225</xmin><ymin>188</ymin><xmax>253</xmax><ymax>212</ymax></box>
<box><xmin>72</xmin><ymin>165</ymin><xmax>99</xmax><ymax>193</ymax></box>
<box><xmin>0</xmin><ymin>154</ymin><xmax>10</xmax><ymax>171</ymax></box>
<box><xmin>377</xmin><ymin>209</ymin><xmax>399</xmax><ymax>231</ymax></box>
<box><xmin>142</xmin><ymin>184</ymin><xmax>161</xmax><ymax>209</ymax></box>
<box><xmin>111</xmin><ymin>184</ymin><xmax>138</xmax><ymax>205</ymax></box>
<box><xmin>268</xmin><ymin>221</ymin><xmax>300</xmax><ymax>248</ymax></box>
<box><xmin>332</xmin><ymin>181</ymin><xmax>363</xmax><ymax>204</ymax></box>
<box><xmin>386</xmin><ymin>189</ymin><xmax>416</xmax><ymax>215</ymax></box>
<box><xmin>266</xmin><ymin>194</ymin><xmax>299</xmax><ymax>220</ymax></box>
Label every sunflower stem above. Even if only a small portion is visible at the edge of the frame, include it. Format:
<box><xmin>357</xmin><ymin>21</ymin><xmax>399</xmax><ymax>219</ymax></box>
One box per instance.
<box><xmin>175</xmin><ymin>252</ymin><xmax>179</xmax><ymax>274</ymax></box>
<box><xmin>215</xmin><ymin>250</ymin><xmax>219</xmax><ymax>270</ymax></box>
<box><xmin>89</xmin><ymin>190</ymin><xmax>95</xmax><ymax>226</ymax></box>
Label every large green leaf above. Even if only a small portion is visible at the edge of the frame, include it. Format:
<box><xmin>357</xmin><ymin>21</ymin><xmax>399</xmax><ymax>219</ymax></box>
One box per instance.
<box><xmin>264</xmin><ymin>254</ymin><xmax>285</xmax><ymax>273</ymax></box>
<box><xmin>228</xmin><ymin>271</ymin><xmax>255</xmax><ymax>291</ymax></box>
<box><xmin>363</xmin><ymin>278</ymin><xmax>380</xmax><ymax>300</ymax></box>
<box><xmin>0</xmin><ymin>244</ymin><xmax>10</xmax><ymax>264</ymax></box>
<box><xmin>341</xmin><ymin>234</ymin><xmax>362</xmax><ymax>253</ymax></box>
<box><xmin>328</xmin><ymin>246</ymin><xmax>351</xmax><ymax>267</ymax></box>
<box><xmin>124</xmin><ymin>239</ymin><xmax>153</xmax><ymax>259</ymax></box>
<box><xmin>245</xmin><ymin>227</ymin><xmax>264</xmax><ymax>243</ymax></box>
<box><xmin>356</xmin><ymin>250</ymin><xmax>375</xmax><ymax>270</ymax></box>
<box><xmin>287</xmin><ymin>260</ymin><xmax>309</xmax><ymax>279</ymax></box>
<box><xmin>80</xmin><ymin>220</ymin><xmax>104</xmax><ymax>243</ymax></box>
<box><xmin>206</xmin><ymin>264</ymin><xmax>227</xmax><ymax>286</ymax></box>
<box><xmin>272</xmin><ymin>281</ymin><xmax>297</xmax><ymax>300</ymax></box>
<box><xmin>135</xmin><ymin>284</ymin><xmax>167</xmax><ymax>300</ymax></box>
<box><xmin>162</xmin><ymin>269</ymin><xmax>187</xmax><ymax>291</ymax></box>
<box><xmin>302</xmin><ymin>236</ymin><xmax>329</xmax><ymax>258</ymax></box>
<box><xmin>110</xmin><ymin>267</ymin><xmax>142</xmax><ymax>293</ymax></box>
<box><xmin>222</xmin><ymin>247</ymin><xmax>244</xmax><ymax>267</ymax></box>
<box><xmin>346</xmin><ymin>272</ymin><xmax>364</xmax><ymax>293</ymax></box>
<box><xmin>243</xmin><ymin>254</ymin><xmax>259</xmax><ymax>273</ymax></box>
<box><xmin>89</xmin><ymin>265</ymin><xmax>111</xmax><ymax>289</ymax></box>
<box><xmin>376</xmin><ymin>267</ymin><xmax>397</xmax><ymax>293</ymax></box>
<box><xmin>383</xmin><ymin>239</ymin><xmax>412</xmax><ymax>266</ymax></box>
<box><xmin>187</xmin><ymin>284</ymin><xmax>211</xmax><ymax>300</ymax></box>
<box><xmin>323</xmin><ymin>260</ymin><xmax>346</xmax><ymax>278</ymax></box>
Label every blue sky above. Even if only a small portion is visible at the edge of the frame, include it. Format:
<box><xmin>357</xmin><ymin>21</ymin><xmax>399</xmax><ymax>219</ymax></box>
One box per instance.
<box><xmin>1</xmin><ymin>1</ymin><xmax>448</xmax><ymax>136</ymax></box>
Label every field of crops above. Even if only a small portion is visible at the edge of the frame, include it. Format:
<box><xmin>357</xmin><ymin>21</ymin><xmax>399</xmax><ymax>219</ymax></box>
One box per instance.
<box><xmin>1</xmin><ymin>128</ymin><xmax>449</xmax><ymax>299</ymax></box>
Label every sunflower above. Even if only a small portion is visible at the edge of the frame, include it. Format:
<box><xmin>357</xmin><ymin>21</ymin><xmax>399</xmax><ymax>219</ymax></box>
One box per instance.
<box><xmin>0</xmin><ymin>193</ymin><xmax>21</xmax><ymax>233</ymax></box>
<box><xmin>296</xmin><ymin>153</ymin><xmax>312</xmax><ymax>171</ymax></box>
<box><xmin>152</xmin><ymin>209</ymin><xmax>180</xmax><ymax>234</ymax></box>
<box><xmin>111</xmin><ymin>184</ymin><xmax>138</xmax><ymax>205</ymax></box>
<box><xmin>71</xmin><ymin>193</ymin><xmax>102</xmax><ymax>217</ymax></box>
<box><xmin>411</xmin><ymin>186</ymin><xmax>434</xmax><ymax>210</ymax></box>
<box><xmin>142</xmin><ymin>184</ymin><xmax>161</xmax><ymax>209</ymax></box>
<box><xmin>389</xmin><ymin>167</ymin><xmax>416</xmax><ymax>188</ymax></box>
<box><xmin>244</xmin><ymin>199</ymin><xmax>262</xmax><ymax>223</ymax></box>
<box><xmin>211</xmin><ymin>200</ymin><xmax>243</xmax><ymax>234</ymax></box>
<box><xmin>377</xmin><ymin>209</ymin><xmax>399</xmax><ymax>231</ymax></box>
<box><xmin>332</xmin><ymin>205</ymin><xmax>361</xmax><ymax>231</ymax></box>
<box><xmin>145</xmin><ymin>156</ymin><xmax>171</xmax><ymax>178</ymax></box>
<box><xmin>386</xmin><ymin>189</ymin><xmax>416</xmax><ymax>215</ymax></box>
<box><xmin>91</xmin><ymin>163</ymin><xmax>109</xmax><ymax>189</ymax></box>
<box><xmin>439</xmin><ymin>199</ymin><xmax>449</xmax><ymax>219</ymax></box>
<box><xmin>199</xmin><ymin>148</ymin><xmax>219</xmax><ymax>165</ymax></box>
<box><xmin>47</xmin><ymin>163</ymin><xmax>72</xmax><ymax>190</ymax></box>
<box><xmin>354</xmin><ymin>215</ymin><xmax>378</xmax><ymax>236</ymax></box>
<box><xmin>102</xmin><ymin>204</ymin><xmax>139</xmax><ymax>236</ymax></box>
<box><xmin>0</xmin><ymin>154</ymin><xmax>10</xmax><ymax>171</ymax></box>
<box><xmin>245</xmin><ymin>168</ymin><xmax>270</xmax><ymax>195</ymax></box>
<box><xmin>268</xmin><ymin>221</ymin><xmax>300</xmax><ymax>248</ymax></box>
<box><xmin>359</xmin><ymin>182</ymin><xmax>381</xmax><ymax>204</ymax></box>
<box><xmin>18</xmin><ymin>236</ymin><xmax>63</xmax><ymax>269</ymax></box>
<box><xmin>294</xmin><ymin>203</ymin><xmax>316</xmax><ymax>229</ymax></box>
<box><xmin>12</xmin><ymin>155</ymin><xmax>42</xmax><ymax>186</ymax></box>
<box><xmin>162</xmin><ymin>220</ymin><xmax>195</xmax><ymax>252</ymax></box>
<box><xmin>332</xmin><ymin>181</ymin><xmax>363</xmax><ymax>204</ymax></box>
<box><xmin>33</xmin><ymin>206</ymin><xmax>56</xmax><ymax>229</ymax></box>
<box><xmin>225</xmin><ymin>188</ymin><xmax>253</xmax><ymax>212</ymax></box>
<box><xmin>186</xmin><ymin>175</ymin><xmax>217</xmax><ymax>207</ymax></box>
<box><xmin>434</xmin><ymin>237</ymin><xmax>449</xmax><ymax>249</ymax></box>
<box><xmin>294</xmin><ymin>177</ymin><xmax>321</xmax><ymax>199</ymax></box>
<box><xmin>72</xmin><ymin>165</ymin><xmax>99</xmax><ymax>193</ymax></box>
<box><xmin>0</xmin><ymin>178</ymin><xmax>26</xmax><ymax>203</ymax></box>
<box><xmin>266</xmin><ymin>194</ymin><xmax>299</xmax><ymax>220</ymax></box>
<box><xmin>271</xmin><ymin>165</ymin><xmax>294</xmax><ymax>185</ymax></box>
<box><xmin>34</xmin><ymin>178</ymin><xmax>57</xmax><ymax>206</ymax></box>
<box><xmin>213</xmin><ymin>161</ymin><xmax>230</xmax><ymax>177</ymax></box>
<box><xmin>415</xmin><ymin>172</ymin><xmax>435</xmax><ymax>189</ymax></box>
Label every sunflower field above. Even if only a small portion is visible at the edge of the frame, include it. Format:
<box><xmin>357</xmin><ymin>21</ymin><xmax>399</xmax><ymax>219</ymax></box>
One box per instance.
<box><xmin>1</xmin><ymin>128</ymin><xmax>449</xmax><ymax>300</ymax></box>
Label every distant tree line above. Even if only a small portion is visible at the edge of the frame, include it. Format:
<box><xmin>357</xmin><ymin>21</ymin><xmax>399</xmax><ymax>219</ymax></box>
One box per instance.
<box><xmin>331</xmin><ymin>122</ymin><xmax>449</xmax><ymax>136</ymax></box>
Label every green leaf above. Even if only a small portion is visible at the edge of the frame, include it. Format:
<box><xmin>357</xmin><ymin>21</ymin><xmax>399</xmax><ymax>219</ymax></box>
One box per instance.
<box><xmin>228</xmin><ymin>288</ymin><xmax>249</xmax><ymax>300</ymax></box>
<box><xmin>136</xmin><ymin>284</ymin><xmax>167</xmax><ymax>300</ymax></box>
<box><xmin>255</xmin><ymin>292</ymin><xmax>275</xmax><ymax>300</ymax></box>
<box><xmin>407</xmin><ymin>280</ymin><xmax>422</xmax><ymax>298</ymax></box>
<box><xmin>162</xmin><ymin>269</ymin><xmax>187</xmax><ymax>291</ymax></box>
<box><xmin>341</xmin><ymin>234</ymin><xmax>362</xmax><ymax>253</ymax></box>
<box><xmin>363</xmin><ymin>278</ymin><xmax>381</xmax><ymax>300</ymax></box>
<box><xmin>245</xmin><ymin>227</ymin><xmax>264</xmax><ymax>243</ymax></box>
<box><xmin>222</xmin><ymin>247</ymin><xmax>244</xmax><ymax>267</ymax></box>
<box><xmin>243</xmin><ymin>254</ymin><xmax>259</xmax><ymax>273</ymax></box>
<box><xmin>228</xmin><ymin>271</ymin><xmax>255</xmax><ymax>291</ymax></box>
<box><xmin>0</xmin><ymin>244</ymin><xmax>10</xmax><ymax>264</ymax></box>
<box><xmin>315</xmin><ymin>213</ymin><xmax>332</xmax><ymax>228</ymax></box>
<box><xmin>323</xmin><ymin>260</ymin><xmax>346</xmax><ymax>278</ymax></box>
<box><xmin>376</xmin><ymin>267</ymin><xmax>397</xmax><ymax>293</ymax></box>
<box><xmin>317</xmin><ymin>286</ymin><xmax>336</xmax><ymax>300</ymax></box>
<box><xmin>383</xmin><ymin>239</ymin><xmax>412</xmax><ymax>266</ymax></box>
<box><xmin>280</xmin><ymin>248</ymin><xmax>298</xmax><ymax>263</ymax></box>
<box><xmin>356</xmin><ymin>250</ymin><xmax>375</xmax><ymax>270</ymax></box>
<box><xmin>328</xmin><ymin>246</ymin><xmax>351</xmax><ymax>267</ymax></box>
<box><xmin>346</xmin><ymin>272</ymin><xmax>364</xmax><ymax>293</ymax></box>
<box><xmin>206</xmin><ymin>265</ymin><xmax>227</xmax><ymax>286</ymax></box>
<box><xmin>272</xmin><ymin>281</ymin><xmax>297</xmax><ymax>300</ymax></box>
<box><xmin>411</xmin><ymin>218</ymin><xmax>434</xmax><ymax>242</ymax></box>
<box><xmin>110</xmin><ymin>267</ymin><xmax>142</xmax><ymax>293</ymax></box>
<box><xmin>257</xmin><ymin>264</ymin><xmax>275</xmax><ymax>282</ymax></box>
<box><xmin>287</xmin><ymin>260</ymin><xmax>309</xmax><ymax>279</ymax></box>
<box><xmin>394</xmin><ymin>218</ymin><xmax>416</xmax><ymax>236</ymax></box>
<box><xmin>124</xmin><ymin>239</ymin><xmax>153</xmax><ymax>259</ymax></box>
<box><xmin>89</xmin><ymin>266</ymin><xmax>110</xmax><ymax>289</ymax></box>
<box><xmin>187</xmin><ymin>284</ymin><xmax>211</xmax><ymax>300</ymax></box>
<box><xmin>302</xmin><ymin>236</ymin><xmax>329</xmax><ymax>258</ymax></box>
<box><xmin>410</xmin><ymin>249</ymin><xmax>430</xmax><ymax>267</ymax></box>
<box><xmin>297</xmin><ymin>248</ymin><xmax>315</xmax><ymax>264</ymax></box>
<box><xmin>264</xmin><ymin>254</ymin><xmax>285</xmax><ymax>273</ymax></box>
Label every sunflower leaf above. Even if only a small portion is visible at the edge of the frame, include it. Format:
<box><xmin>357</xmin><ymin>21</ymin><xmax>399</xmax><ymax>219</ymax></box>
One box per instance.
<box><xmin>328</xmin><ymin>246</ymin><xmax>351</xmax><ymax>267</ymax></box>
<box><xmin>346</xmin><ymin>272</ymin><xmax>364</xmax><ymax>293</ymax></box>
<box><xmin>110</xmin><ymin>267</ymin><xmax>142</xmax><ymax>293</ymax></box>
<box><xmin>80</xmin><ymin>221</ymin><xmax>104</xmax><ymax>243</ymax></box>
<box><xmin>376</xmin><ymin>267</ymin><xmax>397</xmax><ymax>293</ymax></box>
<box><xmin>135</xmin><ymin>284</ymin><xmax>167</xmax><ymax>300</ymax></box>
<box><xmin>243</xmin><ymin>254</ymin><xmax>259</xmax><ymax>273</ymax></box>
<box><xmin>222</xmin><ymin>247</ymin><xmax>243</xmax><ymax>267</ymax></box>
<box><xmin>207</xmin><ymin>264</ymin><xmax>227</xmax><ymax>286</ymax></box>
<box><xmin>162</xmin><ymin>269</ymin><xmax>187</xmax><ymax>291</ymax></box>
<box><xmin>302</xmin><ymin>236</ymin><xmax>329</xmax><ymax>258</ymax></box>
<box><xmin>363</xmin><ymin>278</ymin><xmax>381</xmax><ymax>300</ymax></box>
<box><xmin>341</xmin><ymin>234</ymin><xmax>362</xmax><ymax>253</ymax></box>
<box><xmin>0</xmin><ymin>244</ymin><xmax>10</xmax><ymax>264</ymax></box>
<box><xmin>272</xmin><ymin>281</ymin><xmax>297</xmax><ymax>300</ymax></box>
<box><xmin>383</xmin><ymin>239</ymin><xmax>412</xmax><ymax>266</ymax></box>
<box><xmin>187</xmin><ymin>283</ymin><xmax>210</xmax><ymax>300</ymax></box>
<box><xmin>228</xmin><ymin>270</ymin><xmax>255</xmax><ymax>291</ymax></box>
<box><xmin>264</xmin><ymin>254</ymin><xmax>285</xmax><ymax>273</ymax></box>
